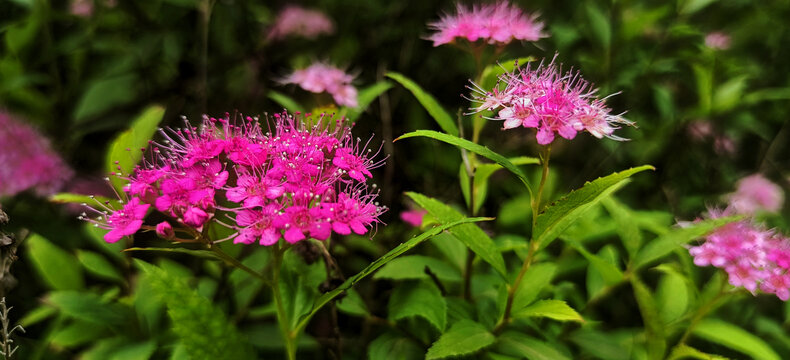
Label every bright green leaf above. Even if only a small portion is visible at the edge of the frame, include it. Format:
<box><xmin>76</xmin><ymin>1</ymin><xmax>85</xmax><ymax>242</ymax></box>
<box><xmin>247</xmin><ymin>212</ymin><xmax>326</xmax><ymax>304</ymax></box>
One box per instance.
<box><xmin>25</xmin><ymin>233</ymin><xmax>84</xmax><ymax>290</ymax></box>
<box><xmin>77</xmin><ymin>250</ymin><xmax>124</xmax><ymax>282</ymax></box>
<box><xmin>512</xmin><ymin>263</ymin><xmax>556</xmax><ymax>312</ymax></box>
<box><xmin>667</xmin><ymin>344</ymin><xmax>728</xmax><ymax>360</ymax></box>
<box><xmin>513</xmin><ymin>299</ymin><xmax>584</xmax><ymax>322</ymax></box>
<box><xmin>693</xmin><ymin>319</ymin><xmax>781</xmax><ymax>360</ymax></box>
<box><xmin>105</xmin><ymin>105</ymin><xmax>165</xmax><ymax>192</ymax></box>
<box><xmin>426</xmin><ymin>320</ymin><xmax>495</xmax><ymax>359</ymax></box>
<box><xmin>387</xmin><ymin>72</ymin><xmax>458</xmax><ymax>136</ymax></box>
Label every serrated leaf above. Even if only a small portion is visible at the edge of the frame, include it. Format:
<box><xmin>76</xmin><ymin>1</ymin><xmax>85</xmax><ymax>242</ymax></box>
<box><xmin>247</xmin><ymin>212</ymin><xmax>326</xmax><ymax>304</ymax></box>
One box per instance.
<box><xmin>406</xmin><ymin>192</ymin><xmax>506</xmax><ymax>276</ymax></box>
<box><xmin>632</xmin><ymin>216</ymin><xmax>740</xmax><ymax>269</ymax></box>
<box><xmin>47</xmin><ymin>291</ymin><xmax>129</xmax><ymax>326</ymax></box>
<box><xmin>389</xmin><ymin>280</ymin><xmax>447</xmax><ymax>331</ymax></box>
<box><xmin>295</xmin><ymin>217</ymin><xmax>491</xmax><ymax>333</ymax></box>
<box><xmin>25</xmin><ymin>233</ymin><xmax>84</xmax><ymax>290</ymax></box>
<box><xmin>426</xmin><ymin>320</ymin><xmax>495</xmax><ymax>359</ymax></box>
<box><xmin>396</xmin><ymin>130</ymin><xmax>533</xmax><ymax>193</ymax></box>
<box><xmin>106</xmin><ymin>105</ymin><xmax>165</xmax><ymax>192</ymax></box>
<box><xmin>693</xmin><ymin>319</ymin><xmax>781</xmax><ymax>360</ymax></box>
<box><xmin>387</xmin><ymin>72</ymin><xmax>458</xmax><ymax>136</ymax></box>
<box><xmin>495</xmin><ymin>332</ymin><xmax>572</xmax><ymax>360</ymax></box>
<box><xmin>77</xmin><ymin>250</ymin><xmax>124</xmax><ymax>282</ymax></box>
<box><xmin>139</xmin><ymin>261</ymin><xmax>255</xmax><ymax>360</ymax></box>
<box><xmin>513</xmin><ymin>263</ymin><xmax>557</xmax><ymax>312</ymax></box>
<box><xmin>368</xmin><ymin>332</ymin><xmax>423</xmax><ymax>360</ymax></box>
<box><xmin>267</xmin><ymin>90</ymin><xmax>305</xmax><ymax>113</ymax></box>
<box><xmin>513</xmin><ymin>300</ymin><xmax>583</xmax><ymax>322</ymax></box>
<box><xmin>374</xmin><ymin>255</ymin><xmax>461</xmax><ymax>282</ymax></box>
<box><xmin>343</xmin><ymin>80</ymin><xmax>392</xmax><ymax>121</ymax></box>
<box><xmin>631</xmin><ymin>276</ymin><xmax>666</xmax><ymax>360</ymax></box>
<box><xmin>533</xmin><ymin>166</ymin><xmax>654</xmax><ymax>249</ymax></box>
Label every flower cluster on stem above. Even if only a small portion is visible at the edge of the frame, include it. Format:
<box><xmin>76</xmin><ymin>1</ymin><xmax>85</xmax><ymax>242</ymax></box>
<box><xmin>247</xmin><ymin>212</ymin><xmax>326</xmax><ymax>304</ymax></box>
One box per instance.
<box><xmin>280</xmin><ymin>62</ymin><xmax>358</xmax><ymax>107</ymax></box>
<box><xmin>427</xmin><ymin>1</ymin><xmax>547</xmax><ymax>47</ymax></box>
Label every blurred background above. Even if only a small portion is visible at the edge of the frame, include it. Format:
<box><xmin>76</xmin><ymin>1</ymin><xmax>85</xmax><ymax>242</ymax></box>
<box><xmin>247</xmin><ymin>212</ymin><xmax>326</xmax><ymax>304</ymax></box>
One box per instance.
<box><xmin>1</xmin><ymin>0</ymin><xmax>789</xmax><ymax>358</ymax></box>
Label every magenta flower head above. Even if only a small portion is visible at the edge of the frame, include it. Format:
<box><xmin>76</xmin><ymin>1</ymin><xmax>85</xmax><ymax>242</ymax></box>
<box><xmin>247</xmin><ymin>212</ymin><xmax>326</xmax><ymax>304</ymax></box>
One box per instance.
<box><xmin>468</xmin><ymin>56</ymin><xmax>634</xmax><ymax>145</ymax></box>
<box><xmin>280</xmin><ymin>62</ymin><xmax>358</xmax><ymax>107</ymax></box>
<box><xmin>0</xmin><ymin>111</ymin><xmax>73</xmax><ymax>198</ymax></box>
<box><xmin>427</xmin><ymin>1</ymin><xmax>547</xmax><ymax>47</ymax></box>
<box><xmin>687</xmin><ymin>210</ymin><xmax>790</xmax><ymax>301</ymax></box>
<box><xmin>80</xmin><ymin>111</ymin><xmax>387</xmax><ymax>247</ymax></box>
<box><xmin>727</xmin><ymin>174</ymin><xmax>784</xmax><ymax>215</ymax></box>
<box><xmin>267</xmin><ymin>6</ymin><xmax>335</xmax><ymax>41</ymax></box>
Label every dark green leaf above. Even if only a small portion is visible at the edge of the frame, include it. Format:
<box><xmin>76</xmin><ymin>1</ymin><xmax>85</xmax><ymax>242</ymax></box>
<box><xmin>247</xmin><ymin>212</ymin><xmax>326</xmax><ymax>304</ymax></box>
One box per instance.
<box><xmin>426</xmin><ymin>320</ymin><xmax>495</xmax><ymax>359</ymax></box>
<box><xmin>631</xmin><ymin>276</ymin><xmax>666</xmax><ymax>360</ymax></box>
<box><xmin>693</xmin><ymin>319</ymin><xmax>781</xmax><ymax>360</ymax></box>
<box><xmin>387</xmin><ymin>72</ymin><xmax>458</xmax><ymax>136</ymax></box>
<box><xmin>602</xmin><ymin>197</ymin><xmax>642</xmax><ymax>259</ymax></box>
<box><xmin>585</xmin><ymin>3</ymin><xmax>611</xmax><ymax>50</ymax></box>
<box><xmin>534</xmin><ymin>166</ymin><xmax>654</xmax><ymax>249</ymax></box>
<box><xmin>368</xmin><ymin>332</ymin><xmax>423</xmax><ymax>360</ymax></box>
<box><xmin>344</xmin><ymin>81</ymin><xmax>392</xmax><ymax>121</ymax></box>
<box><xmin>52</xmin><ymin>320</ymin><xmax>109</xmax><ymax>348</ymax></box>
<box><xmin>495</xmin><ymin>332</ymin><xmax>572</xmax><ymax>360</ymax></box>
<box><xmin>389</xmin><ymin>280</ymin><xmax>446</xmax><ymax>331</ymax></box>
<box><xmin>77</xmin><ymin>250</ymin><xmax>124</xmax><ymax>282</ymax></box>
<box><xmin>25</xmin><ymin>233</ymin><xmax>84</xmax><ymax>290</ymax></box>
<box><xmin>512</xmin><ymin>300</ymin><xmax>583</xmax><ymax>322</ymax></box>
<box><xmin>47</xmin><ymin>291</ymin><xmax>129</xmax><ymax>326</ymax></box>
<box><xmin>336</xmin><ymin>288</ymin><xmax>369</xmax><ymax>317</ymax></box>
<box><xmin>406</xmin><ymin>192</ymin><xmax>506</xmax><ymax>276</ymax></box>
<box><xmin>75</xmin><ymin>74</ymin><xmax>139</xmax><ymax>122</ymax></box>
<box><xmin>374</xmin><ymin>255</ymin><xmax>461</xmax><ymax>282</ymax></box>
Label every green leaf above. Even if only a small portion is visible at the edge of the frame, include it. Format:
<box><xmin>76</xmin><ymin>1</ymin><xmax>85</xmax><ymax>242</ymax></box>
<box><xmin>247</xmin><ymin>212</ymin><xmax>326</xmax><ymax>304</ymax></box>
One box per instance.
<box><xmin>426</xmin><ymin>320</ymin><xmax>496</xmax><ymax>359</ymax></box>
<box><xmin>389</xmin><ymin>280</ymin><xmax>447</xmax><ymax>331</ymax></box>
<box><xmin>368</xmin><ymin>332</ymin><xmax>423</xmax><ymax>360</ymax></box>
<box><xmin>344</xmin><ymin>81</ymin><xmax>392</xmax><ymax>121</ymax></box>
<box><xmin>106</xmin><ymin>105</ymin><xmax>166</xmax><ymax>192</ymax></box>
<box><xmin>336</xmin><ymin>288</ymin><xmax>369</xmax><ymax>317</ymax></box>
<box><xmin>713</xmin><ymin>75</ymin><xmax>748</xmax><ymax>113</ymax></box>
<box><xmin>139</xmin><ymin>261</ymin><xmax>255</xmax><ymax>360</ymax></box>
<box><xmin>267</xmin><ymin>90</ymin><xmax>305</xmax><ymax>113</ymax></box>
<box><xmin>602</xmin><ymin>197</ymin><xmax>642</xmax><ymax>259</ymax></box>
<box><xmin>386</xmin><ymin>72</ymin><xmax>458</xmax><ymax>136</ymax></box>
<box><xmin>631</xmin><ymin>276</ymin><xmax>666</xmax><ymax>360</ymax></box>
<box><xmin>396</xmin><ymin>130</ymin><xmax>533</xmax><ymax>193</ymax></box>
<box><xmin>430</xmin><ymin>232</ymin><xmax>467</xmax><ymax>271</ymax></box>
<box><xmin>18</xmin><ymin>306</ymin><xmax>57</xmax><ymax>328</ymax></box>
<box><xmin>479</xmin><ymin>57</ymin><xmax>535</xmax><ymax>90</ymax></box>
<box><xmin>52</xmin><ymin>320</ymin><xmax>109</xmax><ymax>348</ymax></box>
<box><xmin>47</xmin><ymin>291</ymin><xmax>129</xmax><ymax>326</ymax></box>
<box><xmin>374</xmin><ymin>255</ymin><xmax>461</xmax><ymax>282</ymax></box>
<box><xmin>512</xmin><ymin>263</ymin><xmax>556</xmax><ymax>312</ymax></box>
<box><xmin>667</xmin><ymin>344</ymin><xmax>728</xmax><ymax>360</ymax></box>
<box><xmin>693</xmin><ymin>319</ymin><xmax>781</xmax><ymax>360</ymax></box>
<box><xmin>462</xmin><ymin>157</ymin><xmax>540</xmax><ymax>214</ymax></box>
<box><xmin>81</xmin><ymin>338</ymin><xmax>157</xmax><ymax>360</ymax></box>
<box><xmin>74</xmin><ymin>74</ymin><xmax>139</xmax><ymax>122</ymax></box>
<box><xmin>25</xmin><ymin>233</ymin><xmax>84</xmax><ymax>290</ymax></box>
<box><xmin>295</xmin><ymin>216</ymin><xmax>492</xmax><ymax>333</ymax></box>
<box><xmin>406</xmin><ymin>192</ymin><xmax>506</xmax><ymax>276</ymax></box>
<box><xmin>585</xmin><ymin>3</ymin><xmax>611</xmax><ymax>50</ymax></box>
<box><xmin>564</xmin><ymin>240</ymin><xmax>624</xmax><ymax>286</ymax></box>
<box><xmin>679</xmin><ymin>0</ymin><xmax>718</xmax><ymax>15</ymax></box>
<box><xmin>512</xmin><ymin>300</ymin><xmax>584</xmax><ymax>322</ymax></box>
<box><xmin>108</xmin><ymin>340</ymin><xmax>157</xmax><ymax>360</ymax></box>
<box><xmin>655</xmin><ymin>265</ymin><xmax>690</xmax><ymax>324</ymax></box>
<box><xmin>632</xmin><ymin>216</ymin><xmax>740</xmax><ymax>269</ymax></box>
<box><xmin>533</xmin><ymin>166</ymin><xmax>654</xmax><ymax>249</ymax></box>
<box><xmin>49</xmin><ymin>193</ymin><xmax>117</xmax><ymax>207</ymax></box>
<box><xmin>495</xmin><ymin>332</ymin><xmax>572</xmax><ymax>360</ymax></box>
<box><xmin>77</xmin><ymin>250</ymin><xmax>124</xmax><ymax>282</ymax></box>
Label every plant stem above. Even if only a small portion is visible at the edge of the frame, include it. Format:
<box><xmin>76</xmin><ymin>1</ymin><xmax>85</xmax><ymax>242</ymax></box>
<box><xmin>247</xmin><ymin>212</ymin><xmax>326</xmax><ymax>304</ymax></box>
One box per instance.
<box><xmin>270</xmin><ymin>243</ymin><xmax>297</xmax><ymax>360</ymax></box>
<box><xmin>208</xmin><ymin>244</ymin><xmax>269</xmax><ymax>285</ymax></box>
<box><xmin>495</xmin><ymin>145</ymin><xmax>551</xmax><ymax>333</ymax></box>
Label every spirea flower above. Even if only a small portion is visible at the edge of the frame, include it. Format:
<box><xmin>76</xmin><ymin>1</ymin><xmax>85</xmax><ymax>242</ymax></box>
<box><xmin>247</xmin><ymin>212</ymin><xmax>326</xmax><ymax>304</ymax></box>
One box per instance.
<box><xmin>427</xmin><ymin>1</ymin><xmax>547</xmax><ymax>47</ymax></box>
<box><xmin>468</xmin><ymin>57</ymin><xmax>634</xmax><ymax>145</ymax></box>
<box><xmin>705</xmin><ymin>32</ymin><xmax>731</xmax><ymax>50</ymax></box>
<box><xmin>727</xmin><ymin>174</ymin><xmax>784</xmax><ymax>215</ymax></box>
<box><xmin>280</xmin><ymin>62</ymin><xmax>358</xmax><ymax>107</ymax></box>
<box><xmin>80</xmin><ymin>112</ymin><xmax>386</xmax><ymax>246</ymax></box>
<box><xmin>0</xmin><ymin>111</ymin><xmax>73</xmax><ymax>198</ymax></box>
<box><xmin>687</xmin><ymin>210</ymin><xmax>790</xmax><ymax>301</ymax></box>
<box><xmin>267</xmin><ymin>6</ymin><xmax>335</xmax><ymax>41</ymax></box>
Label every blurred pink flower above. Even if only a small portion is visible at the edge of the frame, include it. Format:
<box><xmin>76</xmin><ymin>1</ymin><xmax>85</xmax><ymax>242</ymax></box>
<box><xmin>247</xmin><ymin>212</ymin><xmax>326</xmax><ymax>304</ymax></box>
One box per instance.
<box><xmin>687</xmin><ymin>120</ymin><xmax>713</xmax><ymax>141</ymax></box>
<box><xmin>70</xmin><ymin>0</ymin><xmax>93</xmax><ymax>17</ymax></box>
<box><xmin>0</xmin><ymin>111</ymin><xmax>73</xmax><ymax>198</ymax></box>
<box><xmin>267</xmin><ymin>6</ymin><xmax>335</xmax><ymax>41</ymax></box>
<box><xmin>281</xmin><ymin>62</ymin><xmax>358</xmax><ymax>107</ymax></box>
<box><xmin>713</xmin><ymin>135</ymin><xmax>736</xmax><ymax>155</ymax></box>
<box><xmin>400</xmin><ymin>209</ymin><xmax>427</xmax><ymax>227</ymax></box>
<box><xmin>727</xmin><ymin>174</ymin><xmax>784</xmax><ymax>215</ymax></box>
<box><xmin>428</xmin><ymin>1</ymin><xmax>547</xmax><ymax>47</ymax></box>
<box><xmin>705</xmin><ymin>32</ymin><xmax>731</xmax><ymax>50</ymax></box>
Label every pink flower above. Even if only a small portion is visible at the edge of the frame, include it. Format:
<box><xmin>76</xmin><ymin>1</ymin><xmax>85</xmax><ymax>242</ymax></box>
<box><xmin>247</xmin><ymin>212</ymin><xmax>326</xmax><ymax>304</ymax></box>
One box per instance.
<box><xmin>727</xmin><ymin>174</ymin><xmax>784</xmax><ymax>215</ymax></box>
<box><xmin>156</xmin><ymin>221</ymin><xmax>175</xmax><ymax>239</ymax></box>
<box><xmin>322</xmin><ymin>192</ymin><xmax>382</xmax><ymax>235</ymax></box>
<box><xmin>226</xmin><ymin>173</ymin><xmax>285</xmax><ymax>207</ymax></box>
<box><xmin>235</xmin><ymin>206</ymin><xmax>281</xmax><ymax>246</ymax></box>
<box><xmin>100</xmin><ymin>198</ymin><xmax>150</xmax><ymax>243</ymax></box>
<box><xmin>469</xmin><ymin>57</ymin><xmax>633</xmax><ymax>145</ymax></box>
<box><xmin>705</xmin><ymin>32</ymin><xmax>731</xmax><ymax>50</ymax></box>
<box><xmin>427</xmin><ymin>1</ymin><xmax>547</xmax><ymax>47</ymax></box>
<box><xmin>400</xmin><ymin>209</ymin><xmax>427</xmax><ymax>227</ymax></box>
<box><xmin>280</xmin><ymin>62</ymin><xmax>358</xmax><ymax>107</ymax></box>
<box><xmin>333</xmin><ymin>147</ymin><xmax>374</xmax><ymax>182</ymax></box>
<box><xmin>0</xmin><ymin>111</ymin><xmax>73</xmax><ymax>197</ymax></box>
<box><xmin>275</xmin><ymin>201</ymin><xmax>331</xmax><ymax>243</ymax></box>
<box><xmin>267</xmin><ymin>6</ymin><xmax>335</xmax><ymax>41</ymax></box>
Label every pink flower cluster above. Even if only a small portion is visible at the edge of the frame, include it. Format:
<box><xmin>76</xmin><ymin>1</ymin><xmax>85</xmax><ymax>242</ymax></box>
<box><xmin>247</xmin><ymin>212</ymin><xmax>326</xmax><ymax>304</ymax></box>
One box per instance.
<box><xmin>82</xmin><ymin>112</ymin><xmax>386</xmax><ymax>245</ymax></box>
<box><xmin>427</xmin><ymin>1</ymin><xmax>547</xmax><ymax>47</ymax></box>
<box><xmin>727</xmin><ymin>174</ymin><xmax>784</xmax><ymax>215</ymax></box>
<box><xmin>281</xmin><ymin>62</ymin><xmax>358</xmax><ymax>107</ymax></box>
<box><xmin>469</xmin><ymin>57</ymin><xmax>633</xmax><ymax>145</ymax></box>
<box><xmin>0</xmin><ymin>111</ymin><xmax>73</xmax><ymax>198</ymax></box>
<box><xmin>689</xmin><ymin>211</ymin><xmax>790</xmax><ymax>300</ymax></box>
<box><xmin>705</xmin><ymin>32</ymin><xmax>731</xmax><ymax>50</ymax></box>
<box><xmin>267</xmin><ymin>6</ymin><xmax>335</xmax><ymax>41</ymax></box>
